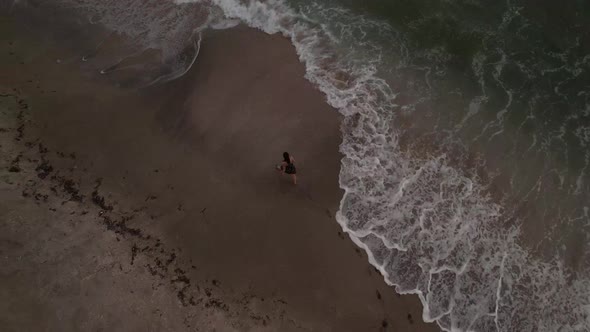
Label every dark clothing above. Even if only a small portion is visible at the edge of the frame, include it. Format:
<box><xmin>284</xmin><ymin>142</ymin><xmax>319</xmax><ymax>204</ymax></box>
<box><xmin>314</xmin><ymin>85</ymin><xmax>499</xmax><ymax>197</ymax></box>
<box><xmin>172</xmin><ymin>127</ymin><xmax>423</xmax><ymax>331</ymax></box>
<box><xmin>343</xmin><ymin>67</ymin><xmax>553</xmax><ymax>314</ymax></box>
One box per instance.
<box><xmin>285</xmin><ymin>162</ymin><xmax>296</xmax><ymax>174</ymax></box>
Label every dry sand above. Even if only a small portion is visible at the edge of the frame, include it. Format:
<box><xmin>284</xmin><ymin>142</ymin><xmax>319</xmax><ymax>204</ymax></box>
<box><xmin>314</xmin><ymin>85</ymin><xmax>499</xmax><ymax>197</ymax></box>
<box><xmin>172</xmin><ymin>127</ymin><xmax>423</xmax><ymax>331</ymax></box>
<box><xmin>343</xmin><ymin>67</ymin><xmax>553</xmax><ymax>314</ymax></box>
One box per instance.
<box><xmin>0</xmin><ymin>12</ymin><xmax>439</xmax><ymax>332</ymax></box>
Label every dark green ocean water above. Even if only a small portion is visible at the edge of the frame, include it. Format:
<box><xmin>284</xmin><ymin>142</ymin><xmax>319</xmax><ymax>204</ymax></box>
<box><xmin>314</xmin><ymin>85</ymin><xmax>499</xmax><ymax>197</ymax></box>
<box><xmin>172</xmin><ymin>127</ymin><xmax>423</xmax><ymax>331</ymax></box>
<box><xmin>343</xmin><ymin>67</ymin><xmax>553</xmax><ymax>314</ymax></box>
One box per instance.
<box><xmin>311</xmin><ymin>0</ymin><xmax>590</xmax><ymax>245</ymax></box>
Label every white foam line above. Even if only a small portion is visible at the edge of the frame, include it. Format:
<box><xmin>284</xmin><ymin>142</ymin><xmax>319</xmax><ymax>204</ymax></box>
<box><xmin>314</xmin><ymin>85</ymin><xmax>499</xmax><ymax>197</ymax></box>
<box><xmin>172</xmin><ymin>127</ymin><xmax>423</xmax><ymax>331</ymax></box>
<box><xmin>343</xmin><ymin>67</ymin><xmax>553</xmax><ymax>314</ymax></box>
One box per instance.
<box><xmin>424</xmin><ymin>269</ymin><xmax>455</xmax><ymax>322</ymax></box>
<box><xmin>147</xmin><ymin>31</ymin><xmax>201</xmax><ymax>86</ymax></box>
<box><xmin>82</xmin><ymin>33</ymin><xmax>114</xmax><ymax>62</ymax></box>
<box><xmin>494</xmin><ymin>252</ymin><xmax>508</xmax><ymax>332</ymax></box>
<box><xmin>98</xmin><ymin>48</ymin><xmax>147</xmax><ymax>74</ymax></box>
<box><xmin>338</xmin><ymin>209</ymin><xmax>455</xmax><ymax>331</ymax></box>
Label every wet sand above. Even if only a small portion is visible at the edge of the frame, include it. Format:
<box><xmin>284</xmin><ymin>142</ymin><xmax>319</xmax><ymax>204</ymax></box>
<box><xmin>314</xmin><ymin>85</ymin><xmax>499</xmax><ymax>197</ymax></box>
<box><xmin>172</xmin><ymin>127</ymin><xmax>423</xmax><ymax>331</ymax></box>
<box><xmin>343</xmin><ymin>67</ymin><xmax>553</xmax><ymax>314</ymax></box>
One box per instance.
<box><xmin>0</xmin><ymin>13</ymin><xmax>439</xmax><ymax>332</ymax></box>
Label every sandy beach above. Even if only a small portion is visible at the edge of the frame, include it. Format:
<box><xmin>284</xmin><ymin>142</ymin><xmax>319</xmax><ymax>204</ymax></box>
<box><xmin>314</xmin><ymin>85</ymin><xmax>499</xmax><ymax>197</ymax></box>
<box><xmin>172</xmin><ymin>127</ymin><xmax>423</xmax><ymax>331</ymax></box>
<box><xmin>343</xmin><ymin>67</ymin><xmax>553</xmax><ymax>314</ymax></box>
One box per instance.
<box><xmin>0</xmin><ymin>11</ymin><xmax>439</xmax><ymax>332</ymax></box>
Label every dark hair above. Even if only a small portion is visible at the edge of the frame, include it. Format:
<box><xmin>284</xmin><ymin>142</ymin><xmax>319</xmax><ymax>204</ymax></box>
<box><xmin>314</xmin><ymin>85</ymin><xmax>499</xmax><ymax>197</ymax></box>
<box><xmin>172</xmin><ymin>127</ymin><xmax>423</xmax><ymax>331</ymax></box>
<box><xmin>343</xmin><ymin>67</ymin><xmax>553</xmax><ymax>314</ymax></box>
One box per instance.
<box><xmin>283</xmin><ymin>152</ymin><xmax>290</xmax><ymax>164</ymax></box>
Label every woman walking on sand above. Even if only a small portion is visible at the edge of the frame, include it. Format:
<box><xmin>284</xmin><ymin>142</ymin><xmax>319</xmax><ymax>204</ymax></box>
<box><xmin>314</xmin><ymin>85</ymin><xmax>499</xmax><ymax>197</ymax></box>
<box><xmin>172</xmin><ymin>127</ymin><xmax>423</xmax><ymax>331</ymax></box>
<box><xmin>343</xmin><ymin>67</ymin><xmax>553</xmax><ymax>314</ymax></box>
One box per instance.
<box><xmin>277</xmin><ymin>152</ymin><xmax>297</xmax><ymax>185</ymax></box>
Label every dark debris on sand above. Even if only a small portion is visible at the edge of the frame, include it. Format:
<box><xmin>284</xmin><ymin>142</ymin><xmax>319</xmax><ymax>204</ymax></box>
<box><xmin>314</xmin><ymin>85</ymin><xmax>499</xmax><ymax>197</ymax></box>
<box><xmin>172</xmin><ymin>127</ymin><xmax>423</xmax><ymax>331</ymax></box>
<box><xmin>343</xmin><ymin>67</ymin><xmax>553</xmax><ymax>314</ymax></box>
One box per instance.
<box><xmin>91</xmin><ymin>179</ymin><xmax>113</xmax><ymax>211</ymax></box>
<box><xmin>9</xmin><ymin>154</ymin><xmax>22</xmax><ymax>172</ymax></box>
<box><xmin>2</xmin><ymin>93</ymin><xmax>295</xmax><ymax>331</ymax></box>
<box><xmin>35</xmin><ymin>161</ymin><xmax>53</xmax><ymax>179</ymax></box>
<box><xmin>102</xmin><ymin>215</ymin><xmax>142</xmax><ymax>238</ymax></box>
<box><xmin>131</xmin><ymin>244</ymin><xmax>139</xmax><ymax>265</ymax></box>
<box><xmin>62</xmin><ymin>179</ymin><xmax>83</xmax><ymax>202</ymax></box>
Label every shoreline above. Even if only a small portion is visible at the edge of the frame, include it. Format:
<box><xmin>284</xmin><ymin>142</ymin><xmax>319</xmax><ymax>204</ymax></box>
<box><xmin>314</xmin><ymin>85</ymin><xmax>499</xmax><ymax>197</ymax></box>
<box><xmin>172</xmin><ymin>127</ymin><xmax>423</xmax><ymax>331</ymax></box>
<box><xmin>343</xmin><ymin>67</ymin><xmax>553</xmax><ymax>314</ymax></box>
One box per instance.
<box><xmin>1</xmin><ymin>13</ymin><xmax>439</xmax><ymax>332</ymax></box>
